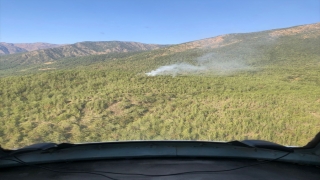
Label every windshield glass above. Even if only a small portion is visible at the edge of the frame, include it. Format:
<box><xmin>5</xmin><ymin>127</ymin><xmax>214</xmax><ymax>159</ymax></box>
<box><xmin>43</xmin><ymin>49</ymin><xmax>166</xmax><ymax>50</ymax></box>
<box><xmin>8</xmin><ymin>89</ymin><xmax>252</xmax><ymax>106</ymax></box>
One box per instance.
<box><xmin>0</xmin><ymin>0</ymin><xmax>319</xmax><ymax>149</ymax></box>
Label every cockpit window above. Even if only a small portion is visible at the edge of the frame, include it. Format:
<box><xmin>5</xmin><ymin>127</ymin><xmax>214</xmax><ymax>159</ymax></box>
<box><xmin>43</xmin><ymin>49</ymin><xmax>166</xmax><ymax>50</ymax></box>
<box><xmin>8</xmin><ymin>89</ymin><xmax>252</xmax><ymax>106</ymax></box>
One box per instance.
<box><xmin>0</xmin><ymin>0</ymin><xmax>319</xmax><ymax>149</ymax></box>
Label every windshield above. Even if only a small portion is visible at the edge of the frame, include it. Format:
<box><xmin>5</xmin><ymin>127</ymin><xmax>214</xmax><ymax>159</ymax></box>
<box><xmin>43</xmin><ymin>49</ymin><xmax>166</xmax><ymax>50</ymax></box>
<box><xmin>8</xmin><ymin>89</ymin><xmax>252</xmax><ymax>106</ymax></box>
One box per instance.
<box><xmin>0</xmin><ymin>0</ymin><xmax>319</xmax><ymax>149</ymax></box>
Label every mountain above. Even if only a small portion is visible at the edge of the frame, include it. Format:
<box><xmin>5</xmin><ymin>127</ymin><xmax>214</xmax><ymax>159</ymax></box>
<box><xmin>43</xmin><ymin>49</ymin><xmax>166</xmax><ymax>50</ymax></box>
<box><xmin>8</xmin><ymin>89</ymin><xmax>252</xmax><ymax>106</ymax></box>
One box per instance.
<box><xmin>0</xmin><ymin>41</ymin><xmax>166</xmax><ymax>71</ymax></box>
<box><xmin>12</xmin><ymin>42</ymin><xmax>64</xmax><ymax>52</ymax></box>
<box><xmin>149</xmin><ymin>22</ymin><xmax>320</xmax><ymax>60</ymax></box>
<box><xmin>0</xmin><ymin>42</ymin><xmax>64</xmax><ymax>55</ymax></box>
<box><xmin>0</xmin><ymin>43</ymin><xmax>27</xmax><ymax>54</ymax></box>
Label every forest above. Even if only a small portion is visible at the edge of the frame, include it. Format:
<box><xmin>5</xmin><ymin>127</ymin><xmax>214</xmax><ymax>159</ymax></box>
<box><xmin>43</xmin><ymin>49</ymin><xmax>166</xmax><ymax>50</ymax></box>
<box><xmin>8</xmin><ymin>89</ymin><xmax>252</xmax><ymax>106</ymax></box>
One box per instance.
<box><xmin>0</xmin><ymin>27</ymin><xmax>320</xmax><ymax>149</ymax></box>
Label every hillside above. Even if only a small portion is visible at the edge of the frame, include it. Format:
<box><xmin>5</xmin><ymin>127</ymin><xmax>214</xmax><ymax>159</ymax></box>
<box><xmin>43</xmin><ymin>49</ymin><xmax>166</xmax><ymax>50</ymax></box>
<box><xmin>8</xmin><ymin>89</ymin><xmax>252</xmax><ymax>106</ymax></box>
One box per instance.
<box><xmin>0</xmin><ymin>23</ymin><xmax>319</xmax><ymax>149</ymax></box>
<box><xmin>0</xmin><ymin>42</ymin><xmax>63</xmax><ymax>55</ymax></box>
<box><xmin>0</xmin><ymin>41</ymin><xmax>166</xmax><ymax>72</ymax></box>
<box><xmin>90</xmin><ymin>23</ymin><xmax>320</xmax><ymax>75</ymax></box>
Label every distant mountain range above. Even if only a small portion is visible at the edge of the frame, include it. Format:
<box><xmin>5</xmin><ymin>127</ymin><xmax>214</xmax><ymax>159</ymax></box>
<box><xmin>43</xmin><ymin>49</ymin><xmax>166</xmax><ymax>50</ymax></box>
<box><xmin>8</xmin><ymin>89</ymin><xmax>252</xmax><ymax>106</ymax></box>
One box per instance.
<box><xmin>0</xmin><ymin>41</ymin><xmax>167</xmax><ymax>70</ymax></box>
<box><xmin>0</xmin><ymin>42</ymin><xmax>64</xmax><ymax>55</ymax></box>
<box><xmin>0</xmin><ymin>22</ymin><xmax>319</xmax><ymax>76</ymax></box>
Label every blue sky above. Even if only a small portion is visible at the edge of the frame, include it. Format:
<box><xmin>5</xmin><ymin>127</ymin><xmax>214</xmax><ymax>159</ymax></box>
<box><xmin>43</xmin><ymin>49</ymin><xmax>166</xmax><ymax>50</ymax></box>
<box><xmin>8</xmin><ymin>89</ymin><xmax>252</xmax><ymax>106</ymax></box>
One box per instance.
<box><xmin>1</xmin><ymin>0</ymin><xmax>319</xmax><ymax>44</ymax></box>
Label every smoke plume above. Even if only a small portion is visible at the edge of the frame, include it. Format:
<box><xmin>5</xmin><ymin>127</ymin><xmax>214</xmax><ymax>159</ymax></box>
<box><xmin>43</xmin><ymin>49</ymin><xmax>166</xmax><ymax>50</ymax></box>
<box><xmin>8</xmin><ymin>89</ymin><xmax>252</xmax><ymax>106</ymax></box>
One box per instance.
<box><xmin>145</xmin><ymin>63</ymin><xmax>205</xmax><ymax>76</ymax></box>
<box><xmin>145</xmin><ymin>52</ymin><xmax>253</xmax><ymax>76</ymax></box>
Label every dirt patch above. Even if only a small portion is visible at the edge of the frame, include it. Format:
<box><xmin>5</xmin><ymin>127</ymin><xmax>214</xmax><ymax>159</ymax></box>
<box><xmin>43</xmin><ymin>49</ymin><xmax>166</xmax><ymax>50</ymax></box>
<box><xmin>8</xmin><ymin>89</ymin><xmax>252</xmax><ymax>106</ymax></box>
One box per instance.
<box><xmin>39</xmin><ymin>68</ymin><xmax>56</xmax><ymax>71</ymax></box>
<box><xmin>311</xmin><ymin>112</ymin><xmax>320</xmax><ymax>118</ymax></box>
<box><xmin>108</xmin><ymin>102</ymin><xmax>123</xmax><ymax>116</ymax></box>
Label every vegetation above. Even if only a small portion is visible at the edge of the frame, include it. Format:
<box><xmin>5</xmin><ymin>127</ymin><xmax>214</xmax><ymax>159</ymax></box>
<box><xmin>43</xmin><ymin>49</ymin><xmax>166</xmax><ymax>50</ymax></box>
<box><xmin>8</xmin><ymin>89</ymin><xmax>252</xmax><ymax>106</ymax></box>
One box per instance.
<box><xmin>0</xmin><ymin>24</ymin><xmax>319</xmax><ymax>149</ymax></box>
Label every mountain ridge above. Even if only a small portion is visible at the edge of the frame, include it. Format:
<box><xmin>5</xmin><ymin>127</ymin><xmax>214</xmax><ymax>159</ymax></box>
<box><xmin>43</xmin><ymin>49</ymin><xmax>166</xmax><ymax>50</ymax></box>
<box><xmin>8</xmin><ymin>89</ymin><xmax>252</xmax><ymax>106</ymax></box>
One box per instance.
<box><xmin>0</xmin><ymin>42</ymin><xmax>65</xmax><ymax>55</ymax></box>
<box><xmin>0</xmin><ymin>41</ymin><xmax>167</xmax><ymax>71</ymax></box>
<box><xmin>129</xmin><ymin>22</ymin><xmax>320</xmax><ymax>62</ymax></box>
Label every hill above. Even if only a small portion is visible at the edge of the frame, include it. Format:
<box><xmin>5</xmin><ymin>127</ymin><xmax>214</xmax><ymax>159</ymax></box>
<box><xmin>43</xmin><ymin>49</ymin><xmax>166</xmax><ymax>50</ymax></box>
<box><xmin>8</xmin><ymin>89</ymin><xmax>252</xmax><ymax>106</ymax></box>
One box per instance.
<box><xmin>0</xmin><ymin>23</ymin><xmax>319</xmax><ymax>149</ymax></box>
<box><xmin>90</xmin><ymin>22</ymin><xmax>320</xmax><ymax>75</ymax></box>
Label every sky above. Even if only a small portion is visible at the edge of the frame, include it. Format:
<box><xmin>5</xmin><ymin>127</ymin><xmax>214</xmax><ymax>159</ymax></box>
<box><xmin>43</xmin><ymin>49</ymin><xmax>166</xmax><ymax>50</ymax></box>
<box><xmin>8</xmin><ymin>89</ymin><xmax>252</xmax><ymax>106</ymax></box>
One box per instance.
<box><xmin>0</xmin><ymin>0</ymin><xmax>319</xmax><ymax>44</ymax></box>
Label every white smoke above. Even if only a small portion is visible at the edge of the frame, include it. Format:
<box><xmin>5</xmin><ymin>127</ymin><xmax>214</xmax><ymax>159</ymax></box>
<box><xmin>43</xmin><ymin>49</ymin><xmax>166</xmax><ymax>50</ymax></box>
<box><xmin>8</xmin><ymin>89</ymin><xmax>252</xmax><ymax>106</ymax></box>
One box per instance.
<box><xmin>145</xmin><ymin>52</ymin><xmax>253</xmax><ymax>76</ymax></box>
<box><xmin>145</xmin><ymin>63</ymin><xmax>205</xmax><ymax>76</ymax></box>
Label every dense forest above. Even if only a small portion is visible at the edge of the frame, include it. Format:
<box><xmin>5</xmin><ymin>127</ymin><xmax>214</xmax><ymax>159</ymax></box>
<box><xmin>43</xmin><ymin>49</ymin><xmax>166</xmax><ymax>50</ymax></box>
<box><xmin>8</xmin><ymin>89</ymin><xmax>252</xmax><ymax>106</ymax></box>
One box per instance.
<box><xmin>0</xmin><ymin>24</ymin><xmax>319</xmax><ymax>149</ymax></box>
